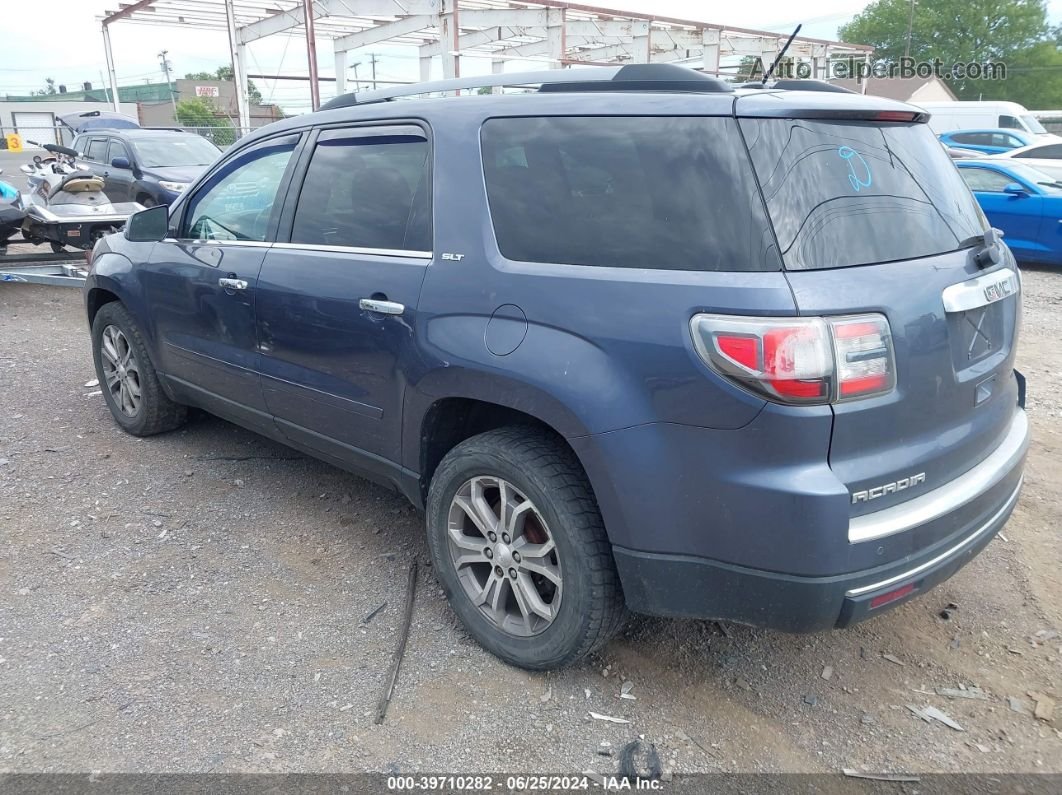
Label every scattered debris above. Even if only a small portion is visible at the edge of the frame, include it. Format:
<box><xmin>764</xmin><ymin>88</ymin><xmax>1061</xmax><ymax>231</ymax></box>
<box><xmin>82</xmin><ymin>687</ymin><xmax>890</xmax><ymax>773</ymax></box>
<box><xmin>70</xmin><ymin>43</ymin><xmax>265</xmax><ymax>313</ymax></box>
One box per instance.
<box><xmin>339</xmin><ymin>704</ymin><xmax>353</xmax><ymax>711</ymax></box>
<box><xmin>922</xmin><ymin>706</ymin><xmax>965</xmax><ymax>731</ymax></box>
<box><xmin>619</xmin><ymin>681</ymin><xmax>635</xmax><ymax>700</ymax></box>
<box><xmin>1008</xmin><ymin>696</ymin><xmax>1033</xmax><ymax>716</ymax></box>
<box><xmin>601</xmin><ymin>666</ymin><xmax>611</xmax><ymax>678</ymax></box>
<box><xmin>540</xmin><ymin>685</ymin><xmax>552</xmax><ymax>704</ymax></box>
<box><xmin>821</xmin><ymin>665</ymin><xmax>834</xmax><ymax>681</ymax></box>
<box><xmin>803</xmin><ymin>694</ymin><xmax>818</xmax><ymax>707</ymax></box>
<box><xmin>584</xmin><ymin>688</ymin><xmax>592</xmax><ymax>700</ymax></box>
<box><xmin>1034</xmin><ymin>629</ymin><xmax>1059</xmax><ymax>642</ymax></box>
<box><xmin>967</xmin><ymin>742</ymin><xmax>991</xmax><ymax>754</ymax></box>
<box><xmin>908</xmin><ymin>704</ymin><xmax>964</xmax><ymax>731</ymax></box>
<box><xmin>860</xmin><ymin>711</ymin><xmax>875</xmax><ymax>726</ymax></box>
<box><xmin>84</xmin><ymin>390</ymin><xmax>102</xmax><ymax>398</ymax></box>
<box><xmin>1029</xmin><ymin>692</ymin><xmax>1055</xmax><ymax>722</ymax></box>
<box><xmin>882</xmin><ymin>653</ymin><xmax>905</xmax><ymax>666</ymax></box>
<box><xmin>618</xmin><ymin>739</ymin><xmax>661</xmax><ymax>782</ymax></box>
<box><xmin>374</xmin><ymin>561</ymin><xmax>418</xmax><ymax>725</ymax></box>
<box><xmin>939</xmin><ymin>602</ymin><xmax>958</xmax><ymax>620</ymax></box>
<box><xmin>998</xmin><ymin>533</ymin><xmax>1009</xmax><ymax>542</ymax></box>
<box><xmin>84</xmin><ymin>379</ymin><xmax>99</xmax><ymax>388</ymax></box>
<box><xmin>597</xmin><ymin>740</ymin><xmax>613</xmax><ymax>757</ymax></box>
<box><xmin>936</xmin><ymin>686</ymin><xmax>989</xmax><ymax>701</ymax></box>
<box><xmin>842</xmin><ymin>770</ymin><xmax>919</xmax><ymax>783</ymax></box>
<box><xmin>588</xmin><ymin>711</ymin><xmax>630</xmax><ymax>724</ymax></box>
<box><xmin>49</xmin><ymin>547</ymin><xmax>75</xmax><ymax>561</ymax></box>
<box><xmin>716</xmin><ymin>621</ymin><xmax>732</xmax><ymax>638</ymax></box>
<box><xmin>360</xmin><ymin>602</ymin><xmax>387</xmax><ymax>625</ymax></box>
<box><xmin>734</xmin><ymin>677</ymin><xmax>751</xmax><ymax>691</ymax></box>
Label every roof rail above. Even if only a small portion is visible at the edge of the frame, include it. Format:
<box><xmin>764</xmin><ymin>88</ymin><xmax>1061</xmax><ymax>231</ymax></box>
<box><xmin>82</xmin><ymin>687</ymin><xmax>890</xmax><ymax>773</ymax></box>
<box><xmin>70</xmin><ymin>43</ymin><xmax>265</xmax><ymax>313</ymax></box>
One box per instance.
<box><xmin>320</xmin><ymin>64</ymin><xmax>731</xmax><ymax>111</ymax></box>
<box><xmin>739</xmin><ymin>79</ymin><xmax>857</xmax><ymax>94</ymax></box>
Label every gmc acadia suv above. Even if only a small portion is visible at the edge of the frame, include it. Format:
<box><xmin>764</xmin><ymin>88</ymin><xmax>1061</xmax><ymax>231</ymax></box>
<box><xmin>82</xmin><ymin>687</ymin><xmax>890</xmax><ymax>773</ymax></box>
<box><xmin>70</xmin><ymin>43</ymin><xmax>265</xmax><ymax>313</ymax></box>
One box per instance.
<box><xmin>83</xmin><ymin>65</ymin><xmax>1029</xmax><ymax>669</ymax></box>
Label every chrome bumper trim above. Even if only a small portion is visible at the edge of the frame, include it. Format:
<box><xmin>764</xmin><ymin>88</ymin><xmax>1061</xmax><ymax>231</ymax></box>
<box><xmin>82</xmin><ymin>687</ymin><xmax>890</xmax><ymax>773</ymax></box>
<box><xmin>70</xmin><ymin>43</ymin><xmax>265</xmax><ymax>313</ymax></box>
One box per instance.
<box><xmin>845</xmin><ymin>476</ymin><xmax>1022</xmax><ymax>598</ymax></box>
<box><xmin>848</xmin><ymin>408</ymin><xmax>1028</xmax><ymax>544</ymax></box>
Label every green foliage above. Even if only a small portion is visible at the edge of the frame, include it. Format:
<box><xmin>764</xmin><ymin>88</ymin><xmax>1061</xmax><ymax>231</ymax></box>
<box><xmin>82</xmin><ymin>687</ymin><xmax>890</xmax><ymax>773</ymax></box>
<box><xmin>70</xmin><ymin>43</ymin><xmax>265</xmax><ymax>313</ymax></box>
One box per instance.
<box><xmin>184</xmin><ymin>65</ymin><xmax>263</xmax><ymax>104</ymax></box>
<box><xmin>838</xmin><ymin>0</ymin><xmax>1054</xmax><ymax>103</ymax></box>
<box><xmin>174</xmin><ymin>98</ymin><xmax>237</xmax><ymax>147</ymax></box>
<box><xmin>33</xmin><ymin>77</ymin><xmax>57</xmax><ymax>97</ymax></box>
<box><xmin>971</xmin><ymin>42</ymin><xmax>1062</xmax><ymax>107</ymax></box>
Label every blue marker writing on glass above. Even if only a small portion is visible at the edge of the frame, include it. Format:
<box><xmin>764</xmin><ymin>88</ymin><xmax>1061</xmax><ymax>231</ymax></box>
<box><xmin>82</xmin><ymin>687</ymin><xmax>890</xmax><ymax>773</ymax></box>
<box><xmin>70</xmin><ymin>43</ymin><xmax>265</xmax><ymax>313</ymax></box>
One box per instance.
<box><xmin>838</xmin><ymin>145</ymin><xmax>872</xmax><ymax>192</ymax></box>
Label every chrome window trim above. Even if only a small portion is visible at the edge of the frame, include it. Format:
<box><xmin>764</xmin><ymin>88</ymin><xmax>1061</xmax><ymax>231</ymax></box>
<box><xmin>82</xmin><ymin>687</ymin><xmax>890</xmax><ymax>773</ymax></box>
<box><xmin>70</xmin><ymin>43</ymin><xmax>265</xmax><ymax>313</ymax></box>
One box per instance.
<box><xmin>848</xmin><ymin>408</ymin><xmax>1028</xmax><ymax>544</ymax></box>
<box><xmin>271</xmin><ymin>242</ymin><xmax>432</xmax><ymax>259</ymax></box>
<box><xmin>845</xmin><ymin>476</ymin><xmax>1023</xmax><ymax>598</ymax></box>
<box><xmin>942</xmin><ymin>266</ymin><xmax>1019</xmax><ymax>313</ymax></box>
<box><xmin>161</xmin><ymin>238</ymin><xmax>274</xmax><ymax>248</ymax></box>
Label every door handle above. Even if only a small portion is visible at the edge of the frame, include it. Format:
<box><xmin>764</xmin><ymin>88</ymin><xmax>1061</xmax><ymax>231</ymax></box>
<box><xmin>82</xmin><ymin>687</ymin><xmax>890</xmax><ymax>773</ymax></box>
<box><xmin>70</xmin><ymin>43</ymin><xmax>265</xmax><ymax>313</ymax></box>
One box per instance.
<box><xmin>359</xmin><ymin>298</ymin><xmax>405</xmax><ymax>315</ymax></box>
<box><xmin>218</xmin><ymin>277</ymin><xmax>248</xmax><ymax>291</ymax></box>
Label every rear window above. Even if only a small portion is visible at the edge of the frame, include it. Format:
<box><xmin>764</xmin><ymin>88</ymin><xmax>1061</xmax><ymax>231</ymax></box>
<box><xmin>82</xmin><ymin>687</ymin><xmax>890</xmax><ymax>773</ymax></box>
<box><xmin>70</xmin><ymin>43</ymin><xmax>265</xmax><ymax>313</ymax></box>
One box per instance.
<box><xmin>480</xmin><ymin>116</ymin><xmax>780</xmax><ymax>272</ymax></box>
<box><xmin>741</xmin><ymin>119</ymin><xmax>987</xmax><ymax>270</ymax></box>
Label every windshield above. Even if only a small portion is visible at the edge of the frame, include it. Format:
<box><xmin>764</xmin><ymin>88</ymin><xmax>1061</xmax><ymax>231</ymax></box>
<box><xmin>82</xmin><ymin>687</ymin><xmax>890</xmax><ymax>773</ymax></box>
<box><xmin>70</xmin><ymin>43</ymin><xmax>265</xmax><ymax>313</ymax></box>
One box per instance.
<box><xmin>1022</xmin><ymin>115</ymin><xmax>1047</xmax><ymax>134</ymax></box>
<box><xmin>740</xmin><ymin>119</ymin><xmax>988</xmax><ymax>270</ymax></box>
<box><xmin>132</xmin><ymin>136</ymin><xmax>220</xmax><ymax>168</ymax></box>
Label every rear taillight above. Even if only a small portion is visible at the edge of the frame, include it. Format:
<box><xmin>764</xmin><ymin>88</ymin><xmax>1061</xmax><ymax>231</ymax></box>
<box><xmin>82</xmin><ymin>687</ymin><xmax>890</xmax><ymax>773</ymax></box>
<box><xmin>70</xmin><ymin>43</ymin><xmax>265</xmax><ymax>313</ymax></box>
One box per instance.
<box><xmin>690</xmin><ymin>313</ymin><xmax>895</xmax><ymax>405</ymax></box>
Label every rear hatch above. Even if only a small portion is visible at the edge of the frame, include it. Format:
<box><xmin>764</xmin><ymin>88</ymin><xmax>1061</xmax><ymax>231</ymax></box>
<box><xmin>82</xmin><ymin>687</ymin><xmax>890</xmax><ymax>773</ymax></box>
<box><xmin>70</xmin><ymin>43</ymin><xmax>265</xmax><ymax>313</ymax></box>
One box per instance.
<box><xmin>736</xmin><ymin>94</ymin><xmax>1022</xmax><ymax>523</ymax></box>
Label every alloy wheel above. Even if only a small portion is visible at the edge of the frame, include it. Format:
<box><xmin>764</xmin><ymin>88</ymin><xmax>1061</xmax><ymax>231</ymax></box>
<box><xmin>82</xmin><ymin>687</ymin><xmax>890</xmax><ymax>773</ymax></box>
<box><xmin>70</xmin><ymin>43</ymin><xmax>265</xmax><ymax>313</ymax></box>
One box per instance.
<box><xmin>446</xmin><ymin>475</ymin><xmax>562</xmax><ymax>637</ymax></box>
<box><xmin>99</xmin><ymin>324</ymin><xmax>142</xmax><ymax>418</ymax></box>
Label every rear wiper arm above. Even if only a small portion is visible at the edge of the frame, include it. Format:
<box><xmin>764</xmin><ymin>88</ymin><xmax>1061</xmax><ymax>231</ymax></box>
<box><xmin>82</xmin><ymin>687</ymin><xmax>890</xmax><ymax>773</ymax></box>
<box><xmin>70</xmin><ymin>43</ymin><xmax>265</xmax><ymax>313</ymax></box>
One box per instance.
<box><xmin>957</xmin><ymin>228</ymin><xmax>1004</xmax><ymax>268</ymax></box>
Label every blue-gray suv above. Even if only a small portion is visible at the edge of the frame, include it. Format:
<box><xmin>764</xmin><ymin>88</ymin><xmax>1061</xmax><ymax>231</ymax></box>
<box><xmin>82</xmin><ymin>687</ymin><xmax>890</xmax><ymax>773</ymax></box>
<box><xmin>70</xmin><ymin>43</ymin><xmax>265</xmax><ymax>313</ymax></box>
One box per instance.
<box><xmin>83</xmin><ymin>65</ymin><xmax>1029</xmax><ymax>669</ymax></box>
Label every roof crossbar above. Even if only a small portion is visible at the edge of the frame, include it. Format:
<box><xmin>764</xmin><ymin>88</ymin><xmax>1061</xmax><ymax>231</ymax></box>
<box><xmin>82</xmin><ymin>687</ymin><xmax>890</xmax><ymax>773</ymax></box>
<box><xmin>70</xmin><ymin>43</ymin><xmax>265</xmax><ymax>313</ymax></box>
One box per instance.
<box><xmin>320</xmin><ymin>63</ymin><xmax>732</xmax><ymax>110</ymax></box>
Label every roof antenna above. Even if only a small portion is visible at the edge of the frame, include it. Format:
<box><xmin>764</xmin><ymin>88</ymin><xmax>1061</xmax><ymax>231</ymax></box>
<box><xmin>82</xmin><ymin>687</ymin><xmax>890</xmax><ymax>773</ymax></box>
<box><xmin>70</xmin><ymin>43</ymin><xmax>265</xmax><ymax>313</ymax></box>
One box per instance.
<box><xmin>762</xmin><ymin>24</ymin><xmax>803</xmax><ymax>85</ymax></box>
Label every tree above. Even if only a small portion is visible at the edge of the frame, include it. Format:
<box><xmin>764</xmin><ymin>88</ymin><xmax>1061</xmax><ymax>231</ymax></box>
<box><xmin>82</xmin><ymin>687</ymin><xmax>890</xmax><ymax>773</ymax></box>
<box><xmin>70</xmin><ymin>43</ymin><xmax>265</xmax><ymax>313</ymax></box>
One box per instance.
<box><xmin>174</xmin><ymin>97</ymin><xmax>236</xmax><ymax>146</ymax></box>
<box><xmin>971</xmin><ymin>41</ymin><xmax>1062</xmax><ymax>107</ymax></box>
<box><xmin>33</xmin><ymin>77</ymin><xmax>57</xmax><ymax>96</ymax></box>
<box><xmin>839</xmin><ymin>0</ymin><xmax>1049</xmax><ymax>97</ymax></box>
<box><xmin>184</xmin><ymin>66</ymin><xmax>263</xmax><ymax>104</ymax></box>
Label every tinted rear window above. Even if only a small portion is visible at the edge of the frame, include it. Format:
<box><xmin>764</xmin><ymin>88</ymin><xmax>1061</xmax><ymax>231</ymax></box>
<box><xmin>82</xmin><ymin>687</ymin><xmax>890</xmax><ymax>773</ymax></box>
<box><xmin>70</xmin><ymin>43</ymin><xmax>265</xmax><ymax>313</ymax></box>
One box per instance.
<box><xmin>741</xmin><ymin>119</ymin><xmax>987</xmax><ymax>270</ymax></box>
<box><xmin>481</xmin><ymin>116</ymin><xmax>779</xmax><ymax>272</ymax></box>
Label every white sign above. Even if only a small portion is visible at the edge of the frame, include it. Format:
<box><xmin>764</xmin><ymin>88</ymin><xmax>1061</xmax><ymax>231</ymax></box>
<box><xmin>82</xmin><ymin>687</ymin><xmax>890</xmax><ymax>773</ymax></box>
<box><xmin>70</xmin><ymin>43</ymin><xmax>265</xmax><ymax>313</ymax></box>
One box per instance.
<box><xmin>195</xmin><ymin>85</ymin><xmax>220</xmax><ymax>97</ymax></box>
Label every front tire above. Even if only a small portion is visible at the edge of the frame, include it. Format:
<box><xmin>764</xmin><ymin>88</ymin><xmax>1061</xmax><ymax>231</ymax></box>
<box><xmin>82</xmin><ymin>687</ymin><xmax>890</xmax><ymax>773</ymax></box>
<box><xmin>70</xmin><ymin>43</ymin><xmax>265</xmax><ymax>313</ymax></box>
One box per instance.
<box><xmin>91</xmin><ymin>302</ymin><xmax>186</xmax><ymax>436</ymax></box>
<box><xmin>426</xmin><ymin>426</ymin><xmax>626</xmax><ymax>669</ymax></box>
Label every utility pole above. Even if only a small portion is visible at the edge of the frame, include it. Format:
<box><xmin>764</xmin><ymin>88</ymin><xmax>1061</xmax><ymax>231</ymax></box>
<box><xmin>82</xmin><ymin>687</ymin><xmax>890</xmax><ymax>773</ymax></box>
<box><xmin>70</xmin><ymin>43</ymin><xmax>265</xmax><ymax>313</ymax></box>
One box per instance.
<box><xmin>350</xmin><ymin>62</ymin><xmax>362</xmax><ymax>92</ymax></box>
<box><xmin>158</xmin><ymin>49</ymin><xmax>178</xmax><ymax>119</ymax></box>
<box><xmin>904</xmin><ymin>0</ymin><xmax>916</xmax><ymax>59</ymax></box>
<box><xmin>369</xmin><ymin>52</ymin><xmax>379</xmax><ymax>90</ymax></box>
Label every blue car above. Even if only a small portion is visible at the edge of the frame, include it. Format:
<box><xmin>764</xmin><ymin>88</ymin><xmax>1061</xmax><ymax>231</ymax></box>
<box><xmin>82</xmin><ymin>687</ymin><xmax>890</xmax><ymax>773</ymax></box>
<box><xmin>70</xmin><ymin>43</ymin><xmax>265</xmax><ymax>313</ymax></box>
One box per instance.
<box><xmin>957</xmin><ymin>160</ymin><xmax>1062</xmax><ymax>264</ymax></box>
<box><xmin>938</xmin><ymin>129</ymin><xmax>1039</xmax><ymax>154</ymax></box>
<box><xmin>83</xmin><ymin>66</ymin><xmax>1028</xmax><ymax>669</ymax></box>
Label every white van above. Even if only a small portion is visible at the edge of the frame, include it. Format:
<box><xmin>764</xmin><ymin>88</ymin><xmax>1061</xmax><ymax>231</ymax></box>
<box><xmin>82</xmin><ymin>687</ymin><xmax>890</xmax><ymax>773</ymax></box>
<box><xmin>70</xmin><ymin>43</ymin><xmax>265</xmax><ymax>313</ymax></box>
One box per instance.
<box><xmin>915</xmin><ymin>101</ymin><xmax>1051</xmax><ymax>137</ymax></box>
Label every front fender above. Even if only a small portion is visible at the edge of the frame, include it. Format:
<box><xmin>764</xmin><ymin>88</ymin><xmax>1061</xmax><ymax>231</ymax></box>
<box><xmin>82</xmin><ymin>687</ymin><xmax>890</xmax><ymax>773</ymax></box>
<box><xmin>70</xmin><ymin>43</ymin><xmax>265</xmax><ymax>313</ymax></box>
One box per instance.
<box><xmin>84</xmin><ymin>244</ymin><xmax>157</xmax><ymax>354</ymax></box>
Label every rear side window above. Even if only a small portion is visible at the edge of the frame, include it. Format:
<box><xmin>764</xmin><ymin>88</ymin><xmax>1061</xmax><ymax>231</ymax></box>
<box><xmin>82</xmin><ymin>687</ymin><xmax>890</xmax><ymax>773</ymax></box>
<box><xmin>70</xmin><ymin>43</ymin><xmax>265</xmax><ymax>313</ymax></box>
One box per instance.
<box><xmin>741</xmin><ymin>119</ymin><xmax>987</xmax><ymax>270</ymax></box>
<box><xmin>480</xmin><ymin>116</ymin><xmax>779</xmax><ymax>271</ymax></box>
<box><xmin>999</xmin><ymin>115</ymin><xmax>1022</xmax><ymax>130</ymax></box>
<box><xmin>290</xmin><ymin>129</ymin><xmax>430</xmax><ymax>252</ymax></box>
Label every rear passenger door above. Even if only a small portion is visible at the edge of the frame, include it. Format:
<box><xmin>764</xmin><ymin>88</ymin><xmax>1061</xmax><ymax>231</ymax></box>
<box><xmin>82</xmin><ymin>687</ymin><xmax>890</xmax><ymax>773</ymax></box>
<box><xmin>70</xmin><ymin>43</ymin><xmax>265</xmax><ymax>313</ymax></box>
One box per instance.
<box><xmin>255</xmin><ymin>124</ymin><xmax>432</xmax><ymax>468</ymax></box>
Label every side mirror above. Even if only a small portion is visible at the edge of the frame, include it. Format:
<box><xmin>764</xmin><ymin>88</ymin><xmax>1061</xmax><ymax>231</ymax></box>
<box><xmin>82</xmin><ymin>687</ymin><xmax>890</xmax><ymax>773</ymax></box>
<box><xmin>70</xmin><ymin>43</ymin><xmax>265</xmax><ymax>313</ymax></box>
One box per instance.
<box><xmin>124</xmin><ymin>204</ymin><xmax>169</xmax><ymax>242</ymax></box>
<box><xmin>110</xmin><ymin>157</ymin><xmax>131</xmax><ymax>169</ymax></box>
<box><xmin>1003</xmin><ymin>183</ymin><xmax>1029</xmax><ymax>197</ymax></box>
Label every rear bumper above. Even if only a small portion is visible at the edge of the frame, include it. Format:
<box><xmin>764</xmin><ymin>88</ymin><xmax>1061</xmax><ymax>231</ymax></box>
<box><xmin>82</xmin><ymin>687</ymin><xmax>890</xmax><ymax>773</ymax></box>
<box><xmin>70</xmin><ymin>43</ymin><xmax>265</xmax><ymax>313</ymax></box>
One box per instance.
<box><xmin>614</xmin><ymin>475</ymin><xmax>1022</xmax><ymax>631</ymax></box>
<box><xmin>611</xmin><ymin>406</ymin><xmax>1029</xmax><ymax>631</ymax></box>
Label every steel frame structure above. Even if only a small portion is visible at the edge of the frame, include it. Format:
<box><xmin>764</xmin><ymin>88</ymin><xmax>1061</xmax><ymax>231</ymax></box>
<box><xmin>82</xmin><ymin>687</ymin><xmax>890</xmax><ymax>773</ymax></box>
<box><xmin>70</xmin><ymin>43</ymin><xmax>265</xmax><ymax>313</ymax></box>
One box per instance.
<box><xmin>101</xmin><ymin>1</ymin><xmax>873</xmax><ymax>123</ymax></box>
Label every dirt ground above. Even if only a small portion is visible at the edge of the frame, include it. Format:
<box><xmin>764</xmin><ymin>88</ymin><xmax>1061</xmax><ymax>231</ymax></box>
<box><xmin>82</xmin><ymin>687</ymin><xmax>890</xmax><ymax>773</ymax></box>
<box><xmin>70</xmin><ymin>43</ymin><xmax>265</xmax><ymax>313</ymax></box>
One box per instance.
<box><xmin>0</xmin><ymin>269</ymin><xmax>1059</xmax><ymax>777</ymax></box>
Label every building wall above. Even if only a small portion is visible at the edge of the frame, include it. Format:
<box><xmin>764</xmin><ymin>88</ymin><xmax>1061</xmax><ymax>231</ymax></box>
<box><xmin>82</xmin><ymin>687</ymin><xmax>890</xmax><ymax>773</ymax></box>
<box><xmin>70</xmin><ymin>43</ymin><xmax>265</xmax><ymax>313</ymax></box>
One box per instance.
<box><xmin>0</xmin><ymin>101</ymin><xmax>139</xmax><ymax>146</ymax></box>
<box><xmin>909</xmin><ymin>80</ymin><xmax>958</xmax><ymax>103</ymax></box>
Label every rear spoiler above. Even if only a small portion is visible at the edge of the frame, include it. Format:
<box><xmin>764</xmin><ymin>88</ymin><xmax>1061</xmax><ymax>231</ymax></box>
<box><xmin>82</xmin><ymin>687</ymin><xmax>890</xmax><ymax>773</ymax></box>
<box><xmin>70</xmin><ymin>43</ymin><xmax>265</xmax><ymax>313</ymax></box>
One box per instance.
<box><xmin>734</xmin><ymin>91</ymin><xmax>930</xmax><ymax>123</ymax></box>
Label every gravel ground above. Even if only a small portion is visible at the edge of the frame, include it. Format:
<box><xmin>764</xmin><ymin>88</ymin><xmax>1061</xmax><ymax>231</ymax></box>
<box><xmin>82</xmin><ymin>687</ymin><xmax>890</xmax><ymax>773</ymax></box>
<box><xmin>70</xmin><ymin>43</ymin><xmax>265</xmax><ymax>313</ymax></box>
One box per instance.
<box><xmin>0</xmin><ymin>269</ymin><xmax>1060</xmax><ymax>776</ymax></box>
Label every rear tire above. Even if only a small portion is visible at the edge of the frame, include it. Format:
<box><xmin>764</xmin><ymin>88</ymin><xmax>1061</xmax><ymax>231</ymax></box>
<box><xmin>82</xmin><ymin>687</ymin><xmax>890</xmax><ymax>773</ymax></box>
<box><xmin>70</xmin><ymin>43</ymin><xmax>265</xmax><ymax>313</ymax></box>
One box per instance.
<box><xmin>426</xmin><ymin>426</ymin><xmax>626</xmax><ymax>669</ymax></box>
<box><xmin>91</xmin><ymin>302</ymin><xmax>186</xmax><ymax>436</ymax></box>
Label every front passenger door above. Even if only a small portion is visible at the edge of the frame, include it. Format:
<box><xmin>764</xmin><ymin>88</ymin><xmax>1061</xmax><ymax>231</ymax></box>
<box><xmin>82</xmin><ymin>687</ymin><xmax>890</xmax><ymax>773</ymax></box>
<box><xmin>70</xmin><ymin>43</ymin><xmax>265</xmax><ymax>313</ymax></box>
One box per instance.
<box><xmin>103</xmin><ymin>139</ymin><xmax>134</xmax><ymax>202</ymax></box>
<box><xmin>141</xmin><ymin>133</ymin><xmax>302</xmax><ymax>434</ymax></box>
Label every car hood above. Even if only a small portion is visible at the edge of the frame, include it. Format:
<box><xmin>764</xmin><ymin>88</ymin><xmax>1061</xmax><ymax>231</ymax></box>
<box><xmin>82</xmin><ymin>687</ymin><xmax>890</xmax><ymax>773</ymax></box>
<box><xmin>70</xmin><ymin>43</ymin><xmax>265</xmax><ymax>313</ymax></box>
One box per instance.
<box><xmin>142</xmin><ymin>165</ymin><xmax>208</xmax><ymax>184</ymax></box>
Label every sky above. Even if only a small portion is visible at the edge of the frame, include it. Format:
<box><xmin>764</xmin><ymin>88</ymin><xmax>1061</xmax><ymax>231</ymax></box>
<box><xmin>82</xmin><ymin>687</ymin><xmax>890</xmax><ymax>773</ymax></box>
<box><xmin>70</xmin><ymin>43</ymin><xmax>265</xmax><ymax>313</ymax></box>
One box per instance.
<box><xmin>3</xmin><ymin>0</ymin><xmax>1062</xmax><ymax>114</ymax></box>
